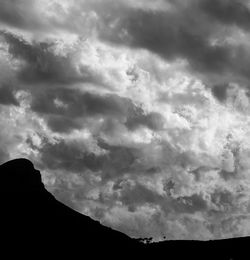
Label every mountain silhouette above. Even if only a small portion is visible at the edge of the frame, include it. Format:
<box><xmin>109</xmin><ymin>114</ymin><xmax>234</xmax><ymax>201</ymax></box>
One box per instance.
<box><xmin>0</xmin><ymin>158</ymin><xmax>248</xmax><ymax>259</ymax></box>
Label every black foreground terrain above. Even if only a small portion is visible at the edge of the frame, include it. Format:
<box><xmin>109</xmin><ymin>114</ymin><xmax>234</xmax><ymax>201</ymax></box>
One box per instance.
<box><xmin>0</xmin><ymin>158</ymin><xmax>248</xmax><ymax>259</ymax></box>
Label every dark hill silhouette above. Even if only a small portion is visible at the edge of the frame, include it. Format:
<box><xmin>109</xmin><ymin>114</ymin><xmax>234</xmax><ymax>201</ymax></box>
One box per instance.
<box><xmin>0</xmin><ymin>158</ymin><xmax>248</xmax><ymax>259</ymax></box>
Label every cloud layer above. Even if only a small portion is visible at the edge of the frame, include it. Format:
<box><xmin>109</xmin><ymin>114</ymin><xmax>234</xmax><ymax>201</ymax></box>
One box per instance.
<box><xmin>2</xmin><ymin>0</ymin><xmax>250</xmax><ymax>241</ymax></box>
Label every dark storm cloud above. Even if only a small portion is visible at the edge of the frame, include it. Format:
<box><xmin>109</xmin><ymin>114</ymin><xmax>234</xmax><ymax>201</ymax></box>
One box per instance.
<box><xmin>114</xmin><ymin>178</ymin><xmax>208</xmax><ymax>214</ymax></box>
<box><xmin>0</xmin><ymin>30</ymin><xmax>168</xmax><ymax>134</ymax></box>
<box><xmin>117</xmin><ymin>182</ymin><xmax>163</xmax><ymax>211</ymax></box>
<box><xmin>218</xmin><ymin>169</ymin><xmax>237</xmax><ymax>180</ymax></box>
<box><xmin>125</xmin><ymin>110</ymin><xmax>165</xmax><ymax>131</ymax></box>
<box><xmin>211</xmin><ymin>83</ymin><xmax>229</xmax><ymax>102</ymax></box>
<box><xmin>200</xmin><ymin>0</ymin><xmax>250</xmax><ymax>30</ymax></box>
<box><xmin>96</xmin><ymin>140</ymin><xmax>139</xmax><ymax>179</ymax></box>
<box><xmin>30</xmin><ymin>87</ymin><xmax>128</xmax><ymax>126</ymax></box>
<box><xmin>47</xmin><ymin>116</ymin><xmax>83</xmax><ymax>134</ymax></box>
<box><xmin>34</xmin><ymin>137</ymin><xmax>138</xmax><ymax>179</ymax></box>
<box><xmin>3</xmin><ymin>0</ymin><xmax>250</xmax><ymax>87</ymax></box>
<box><xmin>97</xmin><ymin>4</ymin><xmax>228</xmax><ymax>73</ymax></box>
<box><xmin>31</xmin><ymin>87</ymin><xmax>164</xmax><ymax>133</ymax></box>
<box><xmin>171</xmin><ymin>194</ymin><xmax>208</xmax><ymax>214</ymax></box>
<box><xmin>92</xmin><ymin>0</ymin><xmax>250</xmax><ymax>87</ymax></box>
<box><xmin>1</xmin><ymin>27</ymin><xmax>163</xmax><ymax>133</ymax></box>
<box><xmin>0</xmin><ymin>84</ymin><xmax>19</xmax><ymax>106</ymax></box>
<box><xmin>1</xmin><ymin>31</ymin><xmax>95</xmax><ymax>84</ymax></box>
<box><xmin>210</xmin><ymin>189</ymin><xmax>235</xmax><ymax>212</ymax></box>
<box><xmin>36</xmin><ymin>138</ymin><xmax>101</xmax><ymax>173</ymax></box>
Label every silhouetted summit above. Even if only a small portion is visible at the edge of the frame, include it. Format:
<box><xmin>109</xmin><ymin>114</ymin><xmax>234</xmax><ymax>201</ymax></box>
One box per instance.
<box><xmin>0</xmin><ymin>158</ymin><xmax>44</xmax><ymax>192</ymax></box>
<box><xmin>0</xmin><ymin>158</ymin><xmax>144</xmax><ymax>256</ymax></box>
<box><xmin>0</xmin><ymin>158</ymin><xmax>248</xmax><ymax>259</ymax></box>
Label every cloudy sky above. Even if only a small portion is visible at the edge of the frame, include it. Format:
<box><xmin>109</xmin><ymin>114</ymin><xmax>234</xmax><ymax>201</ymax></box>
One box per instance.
<box><xmin>2</xmin><ymin>0</ymin><xmax>250</xmax><ymax>241</ymax></box>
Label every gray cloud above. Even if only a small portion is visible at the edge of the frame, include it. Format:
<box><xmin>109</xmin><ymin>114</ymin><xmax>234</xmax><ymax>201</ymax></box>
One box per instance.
<box><xmin>218</xmin><ymin>169</ymin><xmax>237</xmax><ymax>181</ymax></box>
<box><xmin>1</xmin><ymin>31</ymin><xmax>91</xmax><ymax>84</ymax></box>
<box><xmin>3</xmin><ymin>1</ymin><xmax>250</xmax><ymax>95</ymax></box>
<box><xmin>46</xmin><ymin>116</ymin><xmax>83</xmax><ymax>134</ymax></box>
<box><xmin>30</xmin><ymin>87</ymin><xmax>164</xmax><ymax>133</ymax></box>
<box><xmin>96</xmin><ymin>4</ymin><xmax>227</xmax><ymax>70</ymax></box>
<box><xmin>210</xmin><ymin>188</ymin><xmax>236</xmax><ymax>213</ymax></box>
<box><xmin>170</xmin><ymin>193</ymin><xmax>208</xmax><ymax>214</ymax></box>
<box><xmin>125</xmin><ymin>110</ymin><xmax>165</xmax><ymax>131</ymax></box>
<box><xmin>0</xmin><ymin>0</ymin><xmax>44</xmax><ymax>31</ymax></box>
<box><xmin>116</xmin><ymin>181</ymin><xmax>162</xmax><ymax>210</ymax></box>
<box><xmin>200</xmin><ymin>0</ymin><xmax>250</xmax><ymax>30</ymax></box>
<box><xmin>33</xmin><ymin>137</ymin><xmax>139</xmax><ymax>180</ymax></box>
<box><xmin>211</xmin><ymin>83</ymin><xmax>229</xmax><ymax>102</ymax></box>
<box><xmin>32</xmin><ymin>137</ymin><xmax>115</xmax><ymax>174</ymax></box>
<box><xmin>0</xmin><ymin>84</ymin><xmax>19</xmax><ymax>106</ymax></box>
<box><xmin>0</xmin><ymin>147</ymin><xmax>9</xmax><ymax>164</ymax></box>
<box><xmin>90</xmin><ymin>0</ymin><xmax>250</xmax><ymax>89</ymax></box>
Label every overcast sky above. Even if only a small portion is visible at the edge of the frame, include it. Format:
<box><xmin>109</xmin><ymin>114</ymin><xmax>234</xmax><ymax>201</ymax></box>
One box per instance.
<box><xmin>2</xmin><ymin>0</ymin><xmax>250</xmax><ymax>241</ymax></box>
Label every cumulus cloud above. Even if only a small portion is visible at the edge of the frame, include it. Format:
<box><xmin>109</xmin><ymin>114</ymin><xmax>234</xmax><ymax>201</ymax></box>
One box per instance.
<box><xmin>2</xmin><ymin>0</ymin><xmax>250</xmax><ymax>241</ymax></box>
